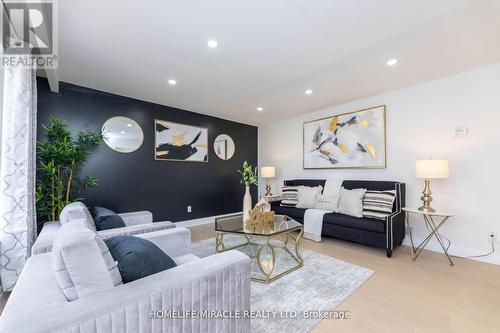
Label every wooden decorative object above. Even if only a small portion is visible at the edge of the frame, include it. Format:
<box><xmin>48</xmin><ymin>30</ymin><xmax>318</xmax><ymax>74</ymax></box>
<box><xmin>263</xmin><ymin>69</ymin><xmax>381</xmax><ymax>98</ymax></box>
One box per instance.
<box><xmin>245</xmin><ymin>202</ymin><xmax>276</xmax><ymax>229</ymax></box>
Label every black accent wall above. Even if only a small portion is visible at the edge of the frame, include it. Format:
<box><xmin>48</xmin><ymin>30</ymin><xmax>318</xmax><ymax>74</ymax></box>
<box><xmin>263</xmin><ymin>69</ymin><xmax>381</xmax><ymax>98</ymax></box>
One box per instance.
<box><xmin>36</xmin><ymin>78</ymin><xmax>258</xmax><ymax>222</ymax></box>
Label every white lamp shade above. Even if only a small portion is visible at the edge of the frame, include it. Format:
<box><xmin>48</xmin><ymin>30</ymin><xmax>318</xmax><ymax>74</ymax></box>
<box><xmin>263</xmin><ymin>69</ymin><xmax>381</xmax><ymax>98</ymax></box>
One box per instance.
<box><xmin>415</xmin><ymin>159</ymin><xmax>449</xmax><ymax>179</ymax></box>
<box><xmin>261</xmin><ymin>166</ymin><xmax>276</xmax><ymax>178</ymax></box>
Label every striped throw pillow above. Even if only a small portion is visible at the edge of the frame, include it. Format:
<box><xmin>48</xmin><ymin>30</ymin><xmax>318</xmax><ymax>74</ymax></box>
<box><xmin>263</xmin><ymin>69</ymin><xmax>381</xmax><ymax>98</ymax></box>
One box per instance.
<box><xmin>362</xmin><ymin>190</ymin><xmax>396</xmax><ymax>220</ymax></box>
<box><xmin>280</xmin><ymin>186</ymin><xmax>299</xmax><ymax>207</ymax></box>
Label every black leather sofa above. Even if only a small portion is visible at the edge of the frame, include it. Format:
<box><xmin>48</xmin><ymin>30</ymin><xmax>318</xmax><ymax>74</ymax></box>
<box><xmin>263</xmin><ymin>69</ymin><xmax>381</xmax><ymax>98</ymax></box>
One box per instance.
<box><xmin>271</xmin><ymin>179</ymin><xmax>406</xmax><ymax>257</ymax></box>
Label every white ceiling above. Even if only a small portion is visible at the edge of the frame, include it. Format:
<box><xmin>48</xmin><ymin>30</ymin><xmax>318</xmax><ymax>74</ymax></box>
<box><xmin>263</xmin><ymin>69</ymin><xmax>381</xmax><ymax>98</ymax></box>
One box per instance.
<box><xmin>57</xmin><ymin>0</ymin><xmax>500</xmax><ymax>126</ymax></box>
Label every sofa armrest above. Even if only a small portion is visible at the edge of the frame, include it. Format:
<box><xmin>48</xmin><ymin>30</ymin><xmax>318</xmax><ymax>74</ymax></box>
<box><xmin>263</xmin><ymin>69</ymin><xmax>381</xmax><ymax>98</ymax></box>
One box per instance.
<box><xmin>136</xmin><ymin>227</ymin><xmax>191</xmax><ymax>258</ymax></box>
<box><xmin>31</xmin><ymin>221</ymin><xmax>61</xmax><ymax>255</ymax></box>
<box><xmin>97</xmin><ymin>221</ymin><xmax>175</xmax><ymax>239</ymax></box>
<box><xmin>0</xmin><ymin>251</ymin><xmax>251</xmax><ymax>333</ymax></box>
<box><xmin>385</xmin><ymin>210</ymin><xmax>406</xmax><ymax>250</ymax></box>
<box><xmin>118</xmin><ymin>211</ymin><xmax>153</xmax><ymax>226</ymax></box>
<box><xmin>270</xmin><ymin>200</ymin><xmax>282</xmax><ymax>210</ymax></box>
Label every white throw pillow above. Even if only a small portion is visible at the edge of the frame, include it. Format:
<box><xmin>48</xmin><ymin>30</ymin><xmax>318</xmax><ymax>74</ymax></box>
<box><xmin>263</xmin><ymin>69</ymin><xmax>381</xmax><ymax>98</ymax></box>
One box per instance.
<box><xmin>338</xmin><ymin>187</ymin><xmax>367</xmax><ymax>218</ymax></box>
<box><xmin>314</xmin><ymin>194</ymin><xmax>340</xmax><ymax>212</ymax></box>
<box><xmin>296</xmin><ymin>186</ymin><xmax>323</xmax><ymax>209</ymax></box>
<box><xmin>52</xmin><ymin>222</ymin><xmax>122</xmax><ymax>301</ymax></box>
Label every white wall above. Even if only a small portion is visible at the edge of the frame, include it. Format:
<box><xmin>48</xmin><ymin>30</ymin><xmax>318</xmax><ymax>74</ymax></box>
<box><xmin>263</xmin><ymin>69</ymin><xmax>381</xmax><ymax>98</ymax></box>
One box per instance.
<box><xmin>259</xmin><ymin>62</ymin><xmax>500</xmax><ymax>265</ymax></box>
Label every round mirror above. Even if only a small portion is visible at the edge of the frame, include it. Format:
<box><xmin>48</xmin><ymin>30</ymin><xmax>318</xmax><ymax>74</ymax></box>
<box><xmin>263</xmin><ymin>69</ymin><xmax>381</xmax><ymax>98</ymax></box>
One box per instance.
<box><xmin>213</xmin><ymin>134</ymin><xmax>235</xmax><ymax>160</ymax></box>
<box><xmin>102</xmin><ymin>116</ymin><xmax>144</xmax><ymax>153</ymax></box>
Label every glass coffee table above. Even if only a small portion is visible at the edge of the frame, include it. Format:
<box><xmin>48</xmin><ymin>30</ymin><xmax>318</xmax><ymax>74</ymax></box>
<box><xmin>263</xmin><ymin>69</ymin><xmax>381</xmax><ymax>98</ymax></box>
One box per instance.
<box><xmin>215</xmin><ymin>214</ymin><xmax>304</xmax><ymax>284</ymax></box>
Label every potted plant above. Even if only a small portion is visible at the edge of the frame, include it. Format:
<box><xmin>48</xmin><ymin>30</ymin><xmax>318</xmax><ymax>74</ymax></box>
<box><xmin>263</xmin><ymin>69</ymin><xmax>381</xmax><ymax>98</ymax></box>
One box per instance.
<box><xmin>36</xmin><ymin>116</ymin><xmax>103</xmax><ymax>225</ymax></box>
<box><xmin>237</xmin><ymin>161</ymin><xmax>258</xmax><ymax>221</ymax></box>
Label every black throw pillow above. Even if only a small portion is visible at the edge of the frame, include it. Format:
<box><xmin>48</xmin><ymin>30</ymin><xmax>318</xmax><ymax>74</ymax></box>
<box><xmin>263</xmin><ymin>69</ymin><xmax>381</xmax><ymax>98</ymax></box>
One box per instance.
<box><xmin>89</xmin><ymin>206</ymin><xmax>126</xmax><ymax>231</ymax></box>
<box><xmin>104</xmin><ymin>236</ymin><xmax>177</xmax><ymax>283</ymax></box>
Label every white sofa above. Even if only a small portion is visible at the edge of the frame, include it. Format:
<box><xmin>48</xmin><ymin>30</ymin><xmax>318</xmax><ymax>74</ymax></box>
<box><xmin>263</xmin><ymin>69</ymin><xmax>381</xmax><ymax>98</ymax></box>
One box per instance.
<box><xmin>32</xmin><ymin>208</ymin><xmax>175</xmax><ymax>255</ymax></box>
<box><xmin>0</xmin><ymin>226</ymin><xmax>251</xmax><ymax>333</ymax></box>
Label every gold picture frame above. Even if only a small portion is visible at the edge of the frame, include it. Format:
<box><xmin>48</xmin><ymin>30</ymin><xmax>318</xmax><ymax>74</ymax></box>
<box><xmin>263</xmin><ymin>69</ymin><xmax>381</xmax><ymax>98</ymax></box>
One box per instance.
<box><xmin>303</xmin><ymin>105</ymin><xmax>386</xmax><ymax>169</ymax></box>
<box><xmin>154</xmin><ymin>119</ymin><xmax>208</xmax><ymax>162</ymax></box>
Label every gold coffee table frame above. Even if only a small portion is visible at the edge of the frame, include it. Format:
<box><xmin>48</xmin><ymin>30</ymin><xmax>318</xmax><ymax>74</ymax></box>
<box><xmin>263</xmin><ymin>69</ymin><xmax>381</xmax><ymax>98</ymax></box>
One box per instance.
<box><xmin>215</xmin><ymin>214</ymin><xmax>304</xmax><ymax>284</ymax></box>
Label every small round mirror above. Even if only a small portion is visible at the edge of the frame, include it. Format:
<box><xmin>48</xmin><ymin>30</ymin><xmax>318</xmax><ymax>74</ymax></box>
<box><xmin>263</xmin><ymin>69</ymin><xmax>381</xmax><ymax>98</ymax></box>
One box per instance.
<box><xmin>102</xmin><ymin>116</ymin><xmax>144</xmax><ymax>153</ymax></box>
<box><xmin>213</xmin><ymin>134</ymin><xmax>235</xmax><ymax>160</ymax></box>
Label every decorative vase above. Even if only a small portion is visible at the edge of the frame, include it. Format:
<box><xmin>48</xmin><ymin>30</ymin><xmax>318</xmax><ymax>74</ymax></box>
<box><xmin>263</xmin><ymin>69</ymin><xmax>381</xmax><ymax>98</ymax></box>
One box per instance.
<box><xmin>243</xmin><ymin>185</ymin><xmax>252</xmax><ymax>222</ymax></box>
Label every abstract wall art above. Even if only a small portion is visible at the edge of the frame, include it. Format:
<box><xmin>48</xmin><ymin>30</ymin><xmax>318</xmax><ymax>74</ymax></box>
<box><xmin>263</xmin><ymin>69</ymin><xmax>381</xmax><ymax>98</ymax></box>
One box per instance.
<box><xmin>155</xmin><ymin>120</ymin><xmax>208</xmax><ymax>162</ymax></box>
<box><xmin>303</xmin><ymin>105</ymin><xmax>386</xmax><ymax>169</ymax></box>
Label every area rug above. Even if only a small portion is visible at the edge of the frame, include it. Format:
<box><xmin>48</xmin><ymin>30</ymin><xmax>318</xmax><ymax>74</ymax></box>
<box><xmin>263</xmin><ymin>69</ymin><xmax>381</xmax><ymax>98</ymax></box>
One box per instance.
<box><xmin>191</xmin><ymin>236</ymin><xmax>374</xmax><ymax>333</ymax></box>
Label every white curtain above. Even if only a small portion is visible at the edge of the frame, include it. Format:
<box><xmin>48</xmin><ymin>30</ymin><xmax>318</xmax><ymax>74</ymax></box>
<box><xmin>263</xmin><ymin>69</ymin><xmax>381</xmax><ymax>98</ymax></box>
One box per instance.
<box><xmin>0</xmin><ymin>66</ymin><xmax>37</xmax><ymax>292</ymax></box>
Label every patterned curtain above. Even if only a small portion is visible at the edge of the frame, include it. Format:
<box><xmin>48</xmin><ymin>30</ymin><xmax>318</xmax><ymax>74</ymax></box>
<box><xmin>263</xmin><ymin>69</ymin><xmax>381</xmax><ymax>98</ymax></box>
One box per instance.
<box><xmin>0</xmin><ymin>66</ymin><xmax>37</xmax><ymax>292</ymax></box>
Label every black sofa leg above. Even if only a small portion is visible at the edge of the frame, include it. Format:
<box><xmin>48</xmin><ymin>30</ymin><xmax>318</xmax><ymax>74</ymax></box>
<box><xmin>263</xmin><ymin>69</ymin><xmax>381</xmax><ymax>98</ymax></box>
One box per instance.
<box><xmin>386</xmin><ymin>249</ymin><xmax>393</xmax><ymax>258</ymax></box>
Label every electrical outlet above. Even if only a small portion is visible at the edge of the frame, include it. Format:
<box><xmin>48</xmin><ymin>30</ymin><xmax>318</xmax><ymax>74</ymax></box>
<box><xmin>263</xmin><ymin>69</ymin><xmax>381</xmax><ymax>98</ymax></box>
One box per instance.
<box><xmin>187</xmin><ymin>206</ymin><xmax>192</xmax><ymax>213</ymax></box>
<box><xmin>489</xmin><ymin>232</ymin><xmax>496</xmax><ymax>243</ymax></box>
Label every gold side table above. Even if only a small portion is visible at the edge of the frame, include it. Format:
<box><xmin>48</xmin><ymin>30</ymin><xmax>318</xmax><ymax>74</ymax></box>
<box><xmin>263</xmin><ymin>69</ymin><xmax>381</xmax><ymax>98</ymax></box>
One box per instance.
<box><xmin>403</xmin><ymin>207</ymin><xmax>455</xmax><ymax>266</ymax></box>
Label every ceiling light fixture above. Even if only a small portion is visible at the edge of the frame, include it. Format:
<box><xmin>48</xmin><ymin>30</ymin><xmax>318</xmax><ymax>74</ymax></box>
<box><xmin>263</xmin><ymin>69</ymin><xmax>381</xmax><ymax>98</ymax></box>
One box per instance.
<box><xmin>257</xmin><ymin>107</ymin><xmax>264</xmax><ymax>112</ymax></box>
<box><xmin>120</xmin><ymin>131</ymin><xmax>125</xmax><ymax>134</ymax></box>
<box><xmin>305</xmin><ymin>89</ymin><xmax>313</xmax><ymax>95</ymax></box>
<box><xmin>168</xmin><ymin>79</ymin><xmax>177</xmax><ymax>85</ymax></box>
<box><xmin>387</xmin><ymin>58</ymin><xmax>398</xmax><ymax>66</ymax></box>
<box><xmin>126</xmin><ymin>123</ymin><xmax>132</xmax><ymax>127</ymax></box>
<box><xmin>207</xmin><ymin>39</ymin><xmax>218</xmax><ymax>48</ymax></box>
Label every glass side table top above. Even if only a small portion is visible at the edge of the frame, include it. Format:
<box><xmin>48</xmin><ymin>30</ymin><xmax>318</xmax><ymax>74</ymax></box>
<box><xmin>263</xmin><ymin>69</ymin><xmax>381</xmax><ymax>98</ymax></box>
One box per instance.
<box><xmin>215</xmin><ymin>214</ymin><xmax>302</xmax><ymax>236</ymax></box>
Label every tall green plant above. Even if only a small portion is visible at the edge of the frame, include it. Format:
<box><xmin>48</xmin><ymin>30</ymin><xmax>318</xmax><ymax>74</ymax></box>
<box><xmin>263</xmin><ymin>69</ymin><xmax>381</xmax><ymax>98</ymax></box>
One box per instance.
<box><xmin>236</xmin><ymin>161</ymin><xmax>258</xmax><ymax>187</ymax></box>
<box><xmin>36</xmin><ymin>116</ymin><xmax>103</xmax><ymax>222</ymax></box>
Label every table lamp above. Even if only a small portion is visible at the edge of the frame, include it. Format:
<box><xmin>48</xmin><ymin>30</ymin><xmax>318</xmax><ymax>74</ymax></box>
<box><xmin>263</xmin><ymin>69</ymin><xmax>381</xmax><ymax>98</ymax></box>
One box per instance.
<box><xmin>261</xmin><ymin>166</ymin><xmax>276</xmax><ymax>196</ymax></box>
<box><xmin>415</xmin><ymin>159</ymin><xmax>449</xmax><ymax>213</ymax></box>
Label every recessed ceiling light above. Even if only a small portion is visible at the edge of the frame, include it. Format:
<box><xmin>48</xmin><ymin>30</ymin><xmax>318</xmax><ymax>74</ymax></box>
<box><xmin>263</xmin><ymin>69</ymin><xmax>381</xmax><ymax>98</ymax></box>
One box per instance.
<box><xmin>257</xmin><ymin>107</ymin><xmax>264</xmax><ymax>112</ymax></box>
<box><xmin>168</xmin><ymin>79</ymin><xmax>177</xmax><ymax>85</ymax></box>
<box><xmin>126</xmin><ymin>123</ymin><xmax>132</xmax><ymax>127</ymax></box>
<box><xmin>207</xmin><ymin>39</ymin><xmax>218</xmax><ymax>48</ymax></box>
<box><xmin>305</xmin><ymin>89</ymin><xmax>313</xmax><ymax>95</ymax></box>
<box><xmin>120</xmin><ymin>131</ymin><xmax>125</xmax><ymax>134</ymax></box>
<box><xmin>387</xmin><ymin>58</ymin><xmax>398</xmax><ymax>66</ymax></box>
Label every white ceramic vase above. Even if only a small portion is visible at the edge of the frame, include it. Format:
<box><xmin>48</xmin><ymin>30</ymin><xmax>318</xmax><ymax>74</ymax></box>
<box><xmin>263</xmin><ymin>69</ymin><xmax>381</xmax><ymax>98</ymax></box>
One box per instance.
<box><xmin>243</xmin><ymin>185</ymin><xmax>252</xmax><ymax>221</ymax></box>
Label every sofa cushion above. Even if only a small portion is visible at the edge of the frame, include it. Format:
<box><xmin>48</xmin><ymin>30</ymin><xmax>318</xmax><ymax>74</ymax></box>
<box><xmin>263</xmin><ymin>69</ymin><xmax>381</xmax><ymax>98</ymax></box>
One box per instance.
<box><xmin>338</xmin><ymin>187</ymin><xmax>367</xmax><ymax>218</ymax></box>
<box><xmin>52</xmin><ymin>223</ymin><xmax>122</xmax><ymax>301</ymax></box>
<box><xmin>104</xmin><ymin>236</ymin><xmax>177</xmax><ymax>283</ymax></box>
<box><xmin>314</xmin><ymin>194</ymin><xmax>340</xmax><ymax>212</ymax></box>
<box><xmin>281</xmin><ymin>186</ymin><xmax>299</xmax><ymax>207</ymax></box>
<box><xmin>343</xmin><ymin>180</ymin><xmax>401</xmax><ymax>211</ymax></box>
<box><xmin>273</xmin><ymin>205</ymin><xmax>306</xmax><ymax>219</ymax></box>
<box><xmin>296</xmin><ymin>185</ymin><xmax>323</xmax><ymax>209</ymax></box>
<box><xmin>90</xmin><ymin>206</ymin><xmax>126</xmax><ymax>231</ymax></box>
<box><xmin>323</xmin><ymin>213</ymin><xmax>385</xmax><ymax>233</ymax></box>
<box><xmin>59</xmin><ymin>202</ymin><xmax>96</xmax><ymax>231</ymax></box>
<box><xmin>362</xmin><ymin>190</ymin><xmax>396</xmax><ymax>220</ymax></box>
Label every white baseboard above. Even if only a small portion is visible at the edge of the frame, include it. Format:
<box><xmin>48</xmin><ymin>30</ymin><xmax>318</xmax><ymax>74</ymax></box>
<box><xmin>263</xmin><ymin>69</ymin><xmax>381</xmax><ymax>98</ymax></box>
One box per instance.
<box><xmin>175</xmin><ymin>212</ymin><xmax>242</xmax><ymax>228</ymax></box>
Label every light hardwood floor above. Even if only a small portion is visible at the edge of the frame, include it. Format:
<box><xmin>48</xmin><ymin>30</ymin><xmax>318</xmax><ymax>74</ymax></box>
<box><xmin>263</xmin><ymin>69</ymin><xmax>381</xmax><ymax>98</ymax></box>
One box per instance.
<box><xmin>190</xmin><ymin>223</ymin><xmax>500</xmax><ymax>333</ymax></box>
<box><xmin>2</xmin><ymin>224</ymin><xmax>498</xmax><ymax>332</ymax></box>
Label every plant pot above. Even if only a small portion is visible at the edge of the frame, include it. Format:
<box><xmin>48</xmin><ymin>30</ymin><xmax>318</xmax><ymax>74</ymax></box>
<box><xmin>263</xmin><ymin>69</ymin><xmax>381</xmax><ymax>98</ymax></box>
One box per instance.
<box><xmin>243</xmin><ymin>186</ymin><xmax>252</xmax><ymax>222</ymax></box>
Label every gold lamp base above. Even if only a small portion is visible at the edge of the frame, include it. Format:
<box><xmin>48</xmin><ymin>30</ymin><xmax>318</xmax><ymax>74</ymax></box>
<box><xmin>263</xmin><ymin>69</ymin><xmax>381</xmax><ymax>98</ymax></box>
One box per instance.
<box><xmin>265</xmin><ymin>179</ymin><xmax>273</xmax><ymax>196</ymax></box>
<box><xmin>418</xmin><ymin>179</ymin><xmax>436</xmax><ymax>213</ymax></box>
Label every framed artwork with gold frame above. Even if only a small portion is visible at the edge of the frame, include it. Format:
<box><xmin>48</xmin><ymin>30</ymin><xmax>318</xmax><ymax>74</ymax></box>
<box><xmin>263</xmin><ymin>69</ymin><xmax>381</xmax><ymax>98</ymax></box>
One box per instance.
<box><xmin>303</xmin><ymin>105</ymin><xmax>386</xmax><ymax>169</ymax></box>
<box><xmin>154</xmin><ymin>119</ymin><xmax>208</xmax><ymax>162</ymax></box>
